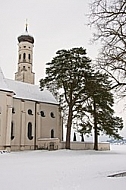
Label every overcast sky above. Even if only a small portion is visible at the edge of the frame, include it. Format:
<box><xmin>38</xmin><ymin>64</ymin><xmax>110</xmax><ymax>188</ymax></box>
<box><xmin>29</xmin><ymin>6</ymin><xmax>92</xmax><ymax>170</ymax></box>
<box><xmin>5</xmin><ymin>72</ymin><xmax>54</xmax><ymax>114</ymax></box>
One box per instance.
<box><xmin>0</xmin><ymin>0</ymin><xmax>126</xmax><ymax>137</ymax></box>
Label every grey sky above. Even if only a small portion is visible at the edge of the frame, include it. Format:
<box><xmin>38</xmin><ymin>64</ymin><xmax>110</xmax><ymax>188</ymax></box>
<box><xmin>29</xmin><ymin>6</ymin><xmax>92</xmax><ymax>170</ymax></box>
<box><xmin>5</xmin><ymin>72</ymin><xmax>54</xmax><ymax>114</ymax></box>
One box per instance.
<box><xmin>0</xmin><ymin>0</ymin><xmax>125</xmax><ymax>137</ymax></box>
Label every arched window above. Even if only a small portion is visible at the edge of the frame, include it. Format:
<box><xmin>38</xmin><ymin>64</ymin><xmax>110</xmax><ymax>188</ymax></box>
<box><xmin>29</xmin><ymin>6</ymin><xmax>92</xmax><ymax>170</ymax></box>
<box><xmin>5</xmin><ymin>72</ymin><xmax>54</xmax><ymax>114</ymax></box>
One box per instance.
<box><xmin>11</xmin><ymin>122</ymin><xmax>14</xmax><ymax>140</ymax></box>
<box><xmin>28</xmin><ymin>54</ymin><xmax>30</xmax><ymax>60</ymax></box>
<box><xmin>23</xmin><ymin>53</ymin><xmax>26</xmax><ymax>60</ymax></box>
<box><xmin>27</xmin><ymin>122</ymin><xmax>33</xmax><ymax>140</ymax></box>
<box><xmin>12</xmin><ymin>107</ymin><xmax>15</xmax><ymax>114</ymax></box>
<box><xmin>28</xmin><ymin>109</ymin><xmax>33</xmax><ymax>115</ymax></box>
<box><xmin>40</xmin><ymin>111</ymin><xmax>45</xmax><ymax>117</ymax></box>
<box><xmin>51</xmin><ymin>129</ymin><xmax>54</xmax><ymax>138</ymax></box>
<box><xmin>19</xmin><ymin>54</ymin><xmax>21</xmax><ymax>60</ymax></box>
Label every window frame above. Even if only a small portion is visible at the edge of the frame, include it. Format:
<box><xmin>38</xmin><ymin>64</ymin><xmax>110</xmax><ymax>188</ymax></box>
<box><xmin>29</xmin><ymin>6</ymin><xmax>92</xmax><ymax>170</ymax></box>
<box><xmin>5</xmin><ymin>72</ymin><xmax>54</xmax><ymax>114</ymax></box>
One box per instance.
<box><xmin>40</xmin><ymin>111</ymin><xmax>45</xmax><ymax>117</ymax></box>
<box><xmin>27</xmin><ymin>122</ymin><xmax>33</xmax><ymax>140</ymax></box>
<box><xmin>11</xmin><ymin>121</ymin><xmax>14</xmax><ymax>140</ymax></box>
<box><xmin>50</xmin><ymin>112</ymin><xmax>55</xmax><ymax>118</ymax></box>
<box><xmin>51</xmin><ymin>129</ymin><xmax>54</xmax><ymax>138</ymax></box>
<box><xmin>28</xmin><ymin>109</ymin><xmax>33</xmax><ymax>115</ymax></box>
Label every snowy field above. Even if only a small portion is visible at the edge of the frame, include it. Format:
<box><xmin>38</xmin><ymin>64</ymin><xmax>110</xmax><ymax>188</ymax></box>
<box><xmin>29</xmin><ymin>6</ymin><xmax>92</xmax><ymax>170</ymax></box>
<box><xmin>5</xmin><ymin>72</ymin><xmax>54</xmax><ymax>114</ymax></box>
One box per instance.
<box><xmin>0</xmin><ymin>145</ymin><xmax>126</xmax><ymax>190</ymax></box>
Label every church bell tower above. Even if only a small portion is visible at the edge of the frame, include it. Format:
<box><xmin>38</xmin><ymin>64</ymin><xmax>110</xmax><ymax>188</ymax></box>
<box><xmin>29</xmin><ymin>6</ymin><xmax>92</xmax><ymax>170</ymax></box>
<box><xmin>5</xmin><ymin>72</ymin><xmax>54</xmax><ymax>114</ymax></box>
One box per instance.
<box><xmin>15</xmin><ymin>23</ymin><xmax>35</xmax><ymax>84</ymax></box>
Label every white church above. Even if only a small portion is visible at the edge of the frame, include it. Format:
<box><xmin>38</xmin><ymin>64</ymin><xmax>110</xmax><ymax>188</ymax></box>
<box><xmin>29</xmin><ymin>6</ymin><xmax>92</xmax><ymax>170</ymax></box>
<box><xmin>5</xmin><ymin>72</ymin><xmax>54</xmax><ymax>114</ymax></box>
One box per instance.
<box><xmin>0</xmin><ymin>26</ymin><xmax>63</xmax><ymax>151</ymax></box>
<box><xmin>0</xmin><ymin>25</ymin><xmax>110</xmax><ymax>151</ymax></box>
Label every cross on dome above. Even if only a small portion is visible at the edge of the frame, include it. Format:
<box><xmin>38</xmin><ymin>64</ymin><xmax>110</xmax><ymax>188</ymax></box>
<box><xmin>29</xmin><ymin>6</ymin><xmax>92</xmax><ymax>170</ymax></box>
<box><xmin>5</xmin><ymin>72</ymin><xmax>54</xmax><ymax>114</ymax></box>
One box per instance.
<box><xmin>25</xmin><ymin>19</ymin><xmax>28</xmax><ymax>33</ymax></box>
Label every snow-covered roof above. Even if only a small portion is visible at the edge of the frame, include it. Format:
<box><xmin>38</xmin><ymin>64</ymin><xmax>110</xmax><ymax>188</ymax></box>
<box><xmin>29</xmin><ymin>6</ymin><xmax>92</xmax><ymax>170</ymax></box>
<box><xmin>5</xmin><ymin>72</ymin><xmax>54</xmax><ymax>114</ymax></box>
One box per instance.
<box><xmin>0</xmin><ymin>67</ymin><xmax>13</xmax><ymax>93</ymax></box>
<box><xmin>0</xmin><ymin>67</ymin><xmax>58</xmax><ymax>105</ymax></box>
<box><xmin>6</xmin><ymin>79</ymin><xmax>58</xmax><ymax>104</ymax></box>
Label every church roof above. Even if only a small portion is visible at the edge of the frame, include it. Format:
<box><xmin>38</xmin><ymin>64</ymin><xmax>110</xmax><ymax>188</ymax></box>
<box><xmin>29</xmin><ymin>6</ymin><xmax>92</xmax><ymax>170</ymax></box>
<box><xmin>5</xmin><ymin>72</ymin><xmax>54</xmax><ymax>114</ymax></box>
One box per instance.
<box><xmin>0</xmin><ymin>67</ymin><xmax>58</xmax><ymax>105</ymax></box>
<box><xmin>6</xmin><ymin>79</ymin><xmax>58</xmax><ymax>104</ymax></box>
<box><xmin>0</xmin><ymin>67</ymin><xmax>13</xmax><ymax>93</ymax></box>
<box><xmin>17</xmin><ymin>24</ymin><xmax>34</xmax><ymax>44</ymax></box>
<box><xmin>18</xmin><ymin>33</ymin><xmax>34</xmax><ymax>44</ymax></box>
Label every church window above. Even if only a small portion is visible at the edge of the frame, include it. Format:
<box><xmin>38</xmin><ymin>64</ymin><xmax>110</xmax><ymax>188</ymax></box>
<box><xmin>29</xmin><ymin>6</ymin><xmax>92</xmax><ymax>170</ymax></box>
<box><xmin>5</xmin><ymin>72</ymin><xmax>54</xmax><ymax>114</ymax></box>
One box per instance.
<box><xmin>28</xmin><ymin>109</ymin><xmax>33</xmax><ymax>115</ymax></box>
<box><xmin>11</xmin><ymin>121</ymin><xmax>14</xmax><ymax>140</ymax></box>
<box><xmin>50</xmin><ymin>112</ymin><xmax>55</xmax><ymax>118</ymax></box>
<box><xmin>40</xmin><ymin>111</ymin><xmax>45</xmax><ymax>117</ymax></box>
<box><xmin>27</xmin><ymin>122</ymin><xmax>33</xmax><ymax>140</ymax></box>
<box><xmin>28</xmin><ymin>54</ymin><xmax>30</xmax><ymax>60</ymax></box>
<box><xmin>19</xmin><ymin>54</ymin><xmax>21</xmax><ymax>60</ymax></box>
<box><xmin>24</xmin><ymin>46</ymin><xmax>26</xmax><ymax>48</ymax></box>
<box><xmin>0</xmin><ymin>106</ymin><xmax>1</xmax><ymax>114</ymax></box>
<box><xmin>51</xmin><ymin>129</ymin><xmax>54</xmax><ymax>138</ymax></box>
<box><xmin>12</xmin><ymin>107</ymin><xmax>15</xmax><ymax>114</ymax></box>
<box><xmin>23</xmin><ymin>53</ymin><xmax>26</xmax><ymax>60</ymax></box>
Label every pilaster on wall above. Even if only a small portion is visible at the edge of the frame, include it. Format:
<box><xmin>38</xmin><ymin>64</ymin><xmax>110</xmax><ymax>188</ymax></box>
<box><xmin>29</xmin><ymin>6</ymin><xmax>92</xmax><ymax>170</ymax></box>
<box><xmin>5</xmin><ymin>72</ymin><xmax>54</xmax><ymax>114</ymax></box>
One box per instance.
<box><xmin>36</xmin><ymin>103</ymin><xmax>41</xmax><ymax>144</ymax></box>
<box><xmin>5</xmin><ymin>94</ymin><xmax>13</xmax><ymax>151</ymax></box>
<box><xmin>20</xmin><ymin>101</ymin><xmax>26</xmax><ymax>150</ymax></box>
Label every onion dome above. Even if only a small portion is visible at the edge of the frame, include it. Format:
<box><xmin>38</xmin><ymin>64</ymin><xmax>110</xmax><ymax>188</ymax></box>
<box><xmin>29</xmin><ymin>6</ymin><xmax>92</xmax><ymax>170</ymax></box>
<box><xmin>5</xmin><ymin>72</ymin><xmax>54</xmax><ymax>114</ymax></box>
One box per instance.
<box><xmin>18</xmin><ymin>23</ymin><xmax>34</xmax><ymax>44</ymax></box>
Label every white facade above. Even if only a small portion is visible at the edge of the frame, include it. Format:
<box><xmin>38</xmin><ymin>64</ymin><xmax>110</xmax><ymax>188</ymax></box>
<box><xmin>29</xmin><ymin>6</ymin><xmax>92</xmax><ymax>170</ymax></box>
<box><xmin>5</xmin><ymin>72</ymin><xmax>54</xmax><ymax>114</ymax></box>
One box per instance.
<box><xmin>0</xmin><ymin>68</ymin><xmax>63</xmax><ymax>151</ymax></box>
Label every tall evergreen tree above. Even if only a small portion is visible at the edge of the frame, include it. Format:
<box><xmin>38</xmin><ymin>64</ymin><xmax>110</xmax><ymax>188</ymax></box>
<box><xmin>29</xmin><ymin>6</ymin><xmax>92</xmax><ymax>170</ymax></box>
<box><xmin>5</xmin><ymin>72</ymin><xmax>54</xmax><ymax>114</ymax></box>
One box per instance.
<box><xmin>40</xmin><ymin>47</ymin><xmax>92</xmax><ymax>149</ymax></box>
<box><xmin>79</xmin><ymin>72</ymin><xmax>123</xmax><ymax>150</ymax></box>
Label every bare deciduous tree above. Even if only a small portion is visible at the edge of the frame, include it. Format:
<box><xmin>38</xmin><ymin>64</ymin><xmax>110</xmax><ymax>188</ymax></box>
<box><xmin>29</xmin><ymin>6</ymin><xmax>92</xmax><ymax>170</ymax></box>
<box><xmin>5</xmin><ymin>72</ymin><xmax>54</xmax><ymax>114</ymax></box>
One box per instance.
<box><xmin>88</xmin><ymin>0</ymin><xmax>126</xmax><ymax>96</ymax></box>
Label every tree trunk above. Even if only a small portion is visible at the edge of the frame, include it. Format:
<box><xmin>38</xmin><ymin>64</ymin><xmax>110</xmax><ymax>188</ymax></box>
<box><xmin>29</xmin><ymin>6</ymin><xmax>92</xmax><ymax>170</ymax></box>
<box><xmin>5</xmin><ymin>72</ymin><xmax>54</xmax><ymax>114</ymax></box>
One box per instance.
<box><xmin>93</xmin><ymin>99</ymin><xmax>98</xmax><ymax>150</ymax></box>
<box><xmin>66</xmin><ymin>106</ymin><xmax>73</xmax><ymax>149</ymax></box>
<box><xmin>94</xmin><ymin>124</ymin><xmax>98</xmax><ymax>150</ymax></box>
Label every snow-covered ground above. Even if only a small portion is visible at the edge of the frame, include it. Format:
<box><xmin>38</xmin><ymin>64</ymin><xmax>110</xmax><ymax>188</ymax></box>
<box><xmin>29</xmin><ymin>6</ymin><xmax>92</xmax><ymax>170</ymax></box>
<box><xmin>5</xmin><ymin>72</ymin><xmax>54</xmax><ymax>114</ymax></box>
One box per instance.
<box><xmin>0</xmin><ymin>145</ymin><xmax>126</xmax><ymax>190</ymax></box>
